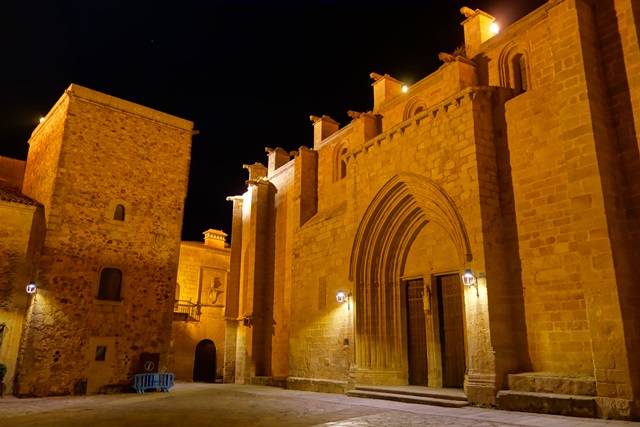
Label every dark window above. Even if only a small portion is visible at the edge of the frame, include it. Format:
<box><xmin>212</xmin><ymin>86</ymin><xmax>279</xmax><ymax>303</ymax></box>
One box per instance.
<box><xmin>114</xmin><ymin>204</ymin><xmax>125</xmax><ymax>221</ymax></box>
<box><xmin>95</xmin><ymin>346</ymin><xmax>107</xmax><ymax>361</ymax></box>
<box><xmin>98</xmin><ymin>268</ymin><xmax>122</xmax><ymax>301</ymax></box>
<box><xmin>512</xmin><ymin>53</ymin><xmax>528</xmax><ymax>93</ymax></box>
<box><xmin>339</xmin><ymin>148</ymin><xmax>348</xmax><ymax>180</ymax></box>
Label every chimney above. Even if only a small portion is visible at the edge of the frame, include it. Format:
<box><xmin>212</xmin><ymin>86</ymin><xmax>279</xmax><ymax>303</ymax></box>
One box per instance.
<box><xmin>310</xmin><ymin>115</ymin><xmax>340</xmax><ymax>148</ymax></box>
<box><xmin>203</xmin><ymin>229</ymin><xmax>228</xmax><ymax>249</ymax></box>
<box><xmin>460</xmin><ymin>7</ymin><xmax>497</xmax><ymax>58</ymax></box>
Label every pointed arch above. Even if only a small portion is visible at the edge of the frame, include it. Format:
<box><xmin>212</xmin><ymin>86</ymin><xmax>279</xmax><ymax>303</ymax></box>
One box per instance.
<box><xmin>347</xmin><ymin>173</ymin><xmax>473</xmax><ymax>380</ymax></box>
<box><xmin>349</xmin><ymin>173</ymin><xmax>472</xmax><ymax>284</ymax></box>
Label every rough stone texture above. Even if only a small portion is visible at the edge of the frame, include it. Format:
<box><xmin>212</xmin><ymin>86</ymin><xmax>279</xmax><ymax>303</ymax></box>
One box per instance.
<box><xmin>12</xmin><ymin>84</ymin><xmax>194</xmax><ymax>397</ymax></box>
<box><xmin>171</xmin><ymin>232</ymin><xmax>230</xmax><ymax>382</ymax></box>
<box><xmin>507</xmin><ymin>372</ymin><xmax>596</xmax><ymax>396</ymax></box>
<box><xmin>497</xmin><ymin>390</ymin><xmax>598</xmax><ymax>418</ymax></box>
<box><xmin>0</xmin><ymin>157</ymin><xmax>26</xmax><ymax>190</ymax></box>
<box><xmin>226</xmin><ymin>0</ymin><xmax>640</xmax><ymax>421</ymax></box>
<box><xmin>0</xmin><ymin>192</ymin><xmax>44</xmax><ymax>396</ymax></box>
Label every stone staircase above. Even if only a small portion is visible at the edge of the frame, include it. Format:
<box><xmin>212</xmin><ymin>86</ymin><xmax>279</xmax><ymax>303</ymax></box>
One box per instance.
<box><xmin>497</xmin><ymin>372</ymin><xmax>597</xmax><ymax>418</ymax></box>
<box><xmin>346</xmin><ymin>385</ymin><xmax>468</xmax><ymax>408</ymax></box>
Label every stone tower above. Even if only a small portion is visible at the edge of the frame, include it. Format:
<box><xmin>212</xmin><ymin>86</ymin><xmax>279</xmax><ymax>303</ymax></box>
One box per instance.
<box><xmin>15</xmin><ymin>84</ymin><xmax>195</xmax><ymax>396</ymax></box>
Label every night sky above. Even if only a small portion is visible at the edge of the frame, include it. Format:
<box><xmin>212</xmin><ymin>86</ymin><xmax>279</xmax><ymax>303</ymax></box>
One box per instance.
<box><xmin>0</xmin><ymin>0</ymin><xmax>547</xmax><ymax>242</ymax></box>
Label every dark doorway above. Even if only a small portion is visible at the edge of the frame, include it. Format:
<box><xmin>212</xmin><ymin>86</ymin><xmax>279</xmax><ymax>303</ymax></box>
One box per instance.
<box><xmin>193</xmin><ymin>339</ymin><xmax>216</xmax><ymax>382</ymax></box>
<box><xmin>437</xmin><ymin>274</ymin><xmax>465</xmax><ymax>388</ymax></box>
<box><xmin>406</xmin><ymin>279</ymin><xmax>428</xmax><ymax>385</ymax></box>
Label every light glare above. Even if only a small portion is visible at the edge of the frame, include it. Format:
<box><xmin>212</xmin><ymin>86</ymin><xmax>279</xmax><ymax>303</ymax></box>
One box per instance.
<box><xmin>490</xmin><ymin>23</ymin><xmax>499</xmax><ymax>34</ymax></box>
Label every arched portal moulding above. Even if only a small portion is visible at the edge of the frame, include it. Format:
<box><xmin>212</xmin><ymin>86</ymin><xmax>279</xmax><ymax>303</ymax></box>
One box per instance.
<box><xmin>348</xmin><ymin>173</ymin><xmax>484</xmax><ymax>388</ymax></box>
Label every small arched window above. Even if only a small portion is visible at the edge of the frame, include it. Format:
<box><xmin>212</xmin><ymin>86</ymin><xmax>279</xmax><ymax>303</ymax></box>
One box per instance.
<box><xmin>114</xmin><ymin>204</ymin><xmax>125</xmax><ymax>221</ymax></box>
<box><xmin>512</xmin><ymin>53</ymin><xmax>528</xmax><ymax>93</ymax></box>
<box><xmin>499</xmin><ymin>44</ymin><xmax>531</xmax><ymax>95</ymax></box>
<box><xmin>333</xmin><ymin>142</ymin><xmax>349</xmax><ymax>182</ymax></box>
<box><xmin>339</xmin><ymin>147</ymin><xmax>348</xmax><ymax>180</ymax></box>
<box><xmin>98</xmin><ymin>268</ymin><xmax>122</xmax><ymax>301</ymax></box>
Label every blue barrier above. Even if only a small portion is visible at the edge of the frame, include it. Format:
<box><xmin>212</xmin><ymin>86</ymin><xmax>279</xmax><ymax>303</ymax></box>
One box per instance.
<box><xmin>131</xmin><ymin>372</ymin><xmax>174</xmax><ymax>394</ymax></box>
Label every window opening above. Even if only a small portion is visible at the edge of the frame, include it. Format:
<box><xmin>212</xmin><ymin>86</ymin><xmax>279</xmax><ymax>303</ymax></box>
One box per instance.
<box><xmin>512</xmin><ymin>53</ymin><xmax>528</xmax><ymax>93</ymax></box>
<box><xmin>114</xmin><ymin>204</ymin><xmax>125</xmax><ymax>221</ymax></box>
<box><xmin>98</xmin><ymin>268</ymin><xmax>122</xmax><ymax>301</ymax></box>
<box><xmin>95</xmin><ymin>346</ymin><xmax>107</xmax><ymax>361</ymax></box>
<box><xmin>339</xmin><ymin>147</ymin><xmax>348</xmax><ymax>180</ymax></box>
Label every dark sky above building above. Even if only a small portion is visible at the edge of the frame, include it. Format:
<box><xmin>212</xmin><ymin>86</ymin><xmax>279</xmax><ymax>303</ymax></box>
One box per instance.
<box><xmin>0</xmin><ymin>0</ymin><xmax>547</xmax><ymax>242</ymax></box>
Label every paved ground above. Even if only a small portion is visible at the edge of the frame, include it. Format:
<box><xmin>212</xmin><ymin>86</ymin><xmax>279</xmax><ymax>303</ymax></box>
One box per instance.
<box><xmin>0</xmin><ymin>382</ymin><xmax>637</xmax><ymax>427</ymax></box>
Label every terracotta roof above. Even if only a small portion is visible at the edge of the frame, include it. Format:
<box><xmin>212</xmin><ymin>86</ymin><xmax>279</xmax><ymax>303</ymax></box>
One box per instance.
<box><xmin>0</xmin><ymin>184</ymin><xmax>42</xmax><ymax>207</ymax></box>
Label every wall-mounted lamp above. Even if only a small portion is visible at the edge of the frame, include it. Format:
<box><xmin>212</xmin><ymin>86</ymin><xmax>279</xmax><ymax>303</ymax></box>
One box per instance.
<box><xmin>26</xmin><ymin>282</ymin><xmax>37</xmax><ymax>294</ymax></box>
<box><xmin>461</xmin><ymin>269</ymin><xmax>478</xmax><ymax>296</ymax></box>
<box><xmin>336</xmin><ymin>290</ymin><xmax>352</xmax><ymax>310</ymax></box>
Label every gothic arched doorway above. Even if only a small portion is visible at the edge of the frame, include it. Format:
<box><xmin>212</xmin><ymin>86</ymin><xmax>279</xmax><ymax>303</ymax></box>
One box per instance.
<box><xmin>349</xmin><ymin>174</ymin><xmax>472</xmax><ymax>388</ymax></box>
<box><xmin>193</xmin><ymin>339</ymin><xmax>216</xmax><ymax>382</ymax></box>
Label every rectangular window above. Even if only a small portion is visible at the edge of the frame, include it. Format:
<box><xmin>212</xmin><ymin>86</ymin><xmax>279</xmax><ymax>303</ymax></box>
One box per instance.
<box><xmin>98</xmin><ymin>268</ymin><xmax>122</xmax><ymax>301</ymax></box>
<box><xmin>95</xmin><ymin>346</ymin><xmax>107</xmax><ymax>361</ymax></box>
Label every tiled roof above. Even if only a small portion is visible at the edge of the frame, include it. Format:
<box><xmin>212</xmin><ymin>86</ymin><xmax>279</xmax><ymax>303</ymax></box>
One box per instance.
<box><xmin>0</xmin><ymin>184</ymin><xmax>42</xmax><ymax>207</ymax></box>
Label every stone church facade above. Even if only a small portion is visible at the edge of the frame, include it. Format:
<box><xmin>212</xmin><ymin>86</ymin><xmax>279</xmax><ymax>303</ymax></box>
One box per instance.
<box><xmin>225</xmin><ymin>0</ymin><xmax>640</xmax><ymax>420</ymax></box>
<box><xmin>0</xmin><ymin>0</ymin><xmax>638</xmax><ymax>421</ymax></box>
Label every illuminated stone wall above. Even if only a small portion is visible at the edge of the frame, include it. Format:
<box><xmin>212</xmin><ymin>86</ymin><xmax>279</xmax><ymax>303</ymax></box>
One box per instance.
<box><xmin>15</xmin><ymin>85</ymin><xmax>194</xmax><ymax>396</ymax></box>
<box><xmin>227</xmin><ymin>0</ymin><xmax>640</xmax><ymax>420</ymax></box>
<box><xmin>171</xmin><ymin>233</ymin><xmax>230</xmax><ymax>382</ymax></box>
<box><xmin>0</xmin><ymin>191</ymin><xmax>43</xmax><ymax>396</ymax></box>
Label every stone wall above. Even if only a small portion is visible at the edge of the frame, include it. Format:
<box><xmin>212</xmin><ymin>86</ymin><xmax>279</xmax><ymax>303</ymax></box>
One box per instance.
<box><xmin>227</xmin><ymin>0</ymin><xmax>640</xmax><ymax>418</ymax></box>
<box><xmin>0</xmin><ymin>196</ymin><xmax>43</xmax><ymax>395</ymax></box>
<box><xmin>171</xmin><ymin>236</ymin><xmax>230</xmax><ymax>381</ymax></box>
<box><xmin>15</xmin><ymin>84</ymin><xmax>194</xmax><ymax>396</ymax></box>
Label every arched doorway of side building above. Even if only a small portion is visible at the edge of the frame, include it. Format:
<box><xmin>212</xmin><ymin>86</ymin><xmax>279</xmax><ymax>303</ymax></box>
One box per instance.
<box><xmin>193</xmin><ymin>339</ymin><xmax>216</xmax><ymax>382</ymax></box>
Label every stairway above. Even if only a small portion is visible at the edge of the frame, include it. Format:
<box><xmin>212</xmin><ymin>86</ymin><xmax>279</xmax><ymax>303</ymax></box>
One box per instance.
<box><xmin>346</xmin><ymin>385</ymin><xmax>468</xmax><ymax>408</ymax></box>
<box><xmin>496</xmin><ymin>372</ymin><xmax>597</xmax><ymax>418</ymax></box>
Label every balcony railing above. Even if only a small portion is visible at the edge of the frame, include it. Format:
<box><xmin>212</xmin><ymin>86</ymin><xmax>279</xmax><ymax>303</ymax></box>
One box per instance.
<box><xmin>173</xmin><ymin>300</ymin><xmax>200</xmax><ymax>322</ymax></box>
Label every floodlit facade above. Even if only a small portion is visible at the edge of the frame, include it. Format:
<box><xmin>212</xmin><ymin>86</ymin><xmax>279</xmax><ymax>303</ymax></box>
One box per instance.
<box><xmin>0</xmin><ymin>85</ymin><xmax>195</xmax><ymax>396</ymax></box>
<box><xmin>225</xmin><ymin>0</ymin><xmax>640</xmax><ymax>420</ymax></box>
<box><xmin>172</xmin><ymin>229</ymin><xmax>230</xmax><ymax>383</ymax></box>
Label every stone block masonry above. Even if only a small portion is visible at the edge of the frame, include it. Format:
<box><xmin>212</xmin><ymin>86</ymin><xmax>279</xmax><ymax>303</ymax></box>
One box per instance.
<box><xmin>15</xmin><ymin>84</ymin><xmax>195</xmax><ymax>396</ymax></box>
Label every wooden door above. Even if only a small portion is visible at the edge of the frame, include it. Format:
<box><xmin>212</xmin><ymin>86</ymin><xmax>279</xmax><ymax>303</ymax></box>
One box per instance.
<box><xmin>438</xmin><ymin>274</ymin><xmax>465</xmax><ymax>388</ymax></box>
<box><xmin>406</xmin><ymin>279</ymin><xmax>428</xmax><ymax>385</ymax></box>
<box><xmin>193</xmin><ymin>339</ymin><xmax>216</xmax><ymax>382</ymax></box>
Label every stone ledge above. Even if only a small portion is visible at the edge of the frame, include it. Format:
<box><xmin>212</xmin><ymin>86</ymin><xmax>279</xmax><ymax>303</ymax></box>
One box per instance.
<box><xmin>286</xmin><ymin>377</ymin><xmax>347</xmax><ymax>394</ymax></box>
<box><xmin>250</xmin><ymin>376</ymin><xmax>287</xmax><ymax>388</ymax></box>
<box><xmin>506</xmin><ymin>372</ymin><xmax>596</xmax><ymax>396</ymax></box>
<box><xmin>497</xmin><ymin>390</ymin><xmax>597</xmax><ymax>418</ymax></box>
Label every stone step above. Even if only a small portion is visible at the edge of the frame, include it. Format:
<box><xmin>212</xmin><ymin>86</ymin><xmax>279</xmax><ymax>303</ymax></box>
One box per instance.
<box><xmin>353</xmin><ymin>385</ymin><xmax>468</xmax><ymax>401</ymax></box>
<box><xmin>347</xmin><ymin>387</ymin><xmax>468</xmax><ymax>408</ymax></box>
<box><xmin>497</xmin><ymin>390</ymin><xmax>598</xmax><ymax>419</ymax></box>
<box><xmin>506</xmin><ymin>372</ymin><xmax>596</xmax><ymax>396</ymax></box>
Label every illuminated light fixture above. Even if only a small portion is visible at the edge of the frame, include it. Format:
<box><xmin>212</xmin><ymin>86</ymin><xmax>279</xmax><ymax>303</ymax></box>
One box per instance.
<box><xmin>462</xmin><ymin>269</ymin><xmax>478</xmax><ymax>296</ymax></box>
<box><xmin>26</xmin><ymin>282</ymin><xmax>37</xmax><ymax>294</ymax></box>
<box><xmin>39</xmin><ymin>117</ymin><xmax>45</xmax><ymax>123</ymax></box>
<box><xmin>402</xmin><ymin>85</ymin><xmax>408</xmax><ymax>93</ymax></box>
<box><xmin>462</xmin><ymin>269</ymin><xmax>476</xmax><ymax>286</ymax></box>
<box><xmin>336</xmin><ymin>290</ymin><xmax>353</xmax><ymax>310</ymax></box>
<box><xmin>490</xmin><ymin>23</ymin><xmax>499</xmax><ymax>34</ymax></box>
<box><xmin>336</xmin><ymin>290</ymin><xmax>347</xmax><ymax>303</ymax></box>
